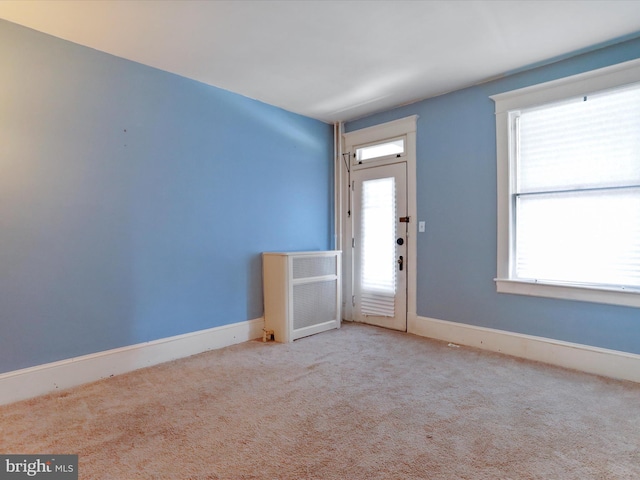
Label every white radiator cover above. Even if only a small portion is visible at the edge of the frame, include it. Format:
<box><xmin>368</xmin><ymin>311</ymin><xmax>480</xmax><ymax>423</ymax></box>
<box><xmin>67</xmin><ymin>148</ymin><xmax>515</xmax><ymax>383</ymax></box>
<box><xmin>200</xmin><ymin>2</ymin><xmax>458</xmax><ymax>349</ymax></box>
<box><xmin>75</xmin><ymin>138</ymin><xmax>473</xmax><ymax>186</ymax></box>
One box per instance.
<box><xmin>263</xmin><ymin>251</ymin><xmax>342</xmax><ymax>342</ymax></box>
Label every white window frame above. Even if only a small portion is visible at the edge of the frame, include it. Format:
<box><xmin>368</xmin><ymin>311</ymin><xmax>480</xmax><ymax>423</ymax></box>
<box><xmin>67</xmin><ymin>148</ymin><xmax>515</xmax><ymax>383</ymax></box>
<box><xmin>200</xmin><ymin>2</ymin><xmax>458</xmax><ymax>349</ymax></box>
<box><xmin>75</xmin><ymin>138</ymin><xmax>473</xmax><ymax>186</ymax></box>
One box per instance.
<box><xmin>491</xmin><ymin>58</ymin><xmax>640</xmax><ymax>308</ymax></box>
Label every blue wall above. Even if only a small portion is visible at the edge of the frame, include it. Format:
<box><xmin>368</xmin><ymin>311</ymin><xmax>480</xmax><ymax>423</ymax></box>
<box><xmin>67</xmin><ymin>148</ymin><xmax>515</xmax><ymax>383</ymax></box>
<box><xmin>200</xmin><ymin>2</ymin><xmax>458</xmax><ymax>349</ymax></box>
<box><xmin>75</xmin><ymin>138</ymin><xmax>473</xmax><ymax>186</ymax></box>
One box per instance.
<box><xmin>347</xmin><ymin>35</ymin><xmax>640</xmax><ymax>355</ymax></box>
<box><xmin>0</xmin><ymin>20</ymin><xmax>333</xmax><ymax>373</ymax></box>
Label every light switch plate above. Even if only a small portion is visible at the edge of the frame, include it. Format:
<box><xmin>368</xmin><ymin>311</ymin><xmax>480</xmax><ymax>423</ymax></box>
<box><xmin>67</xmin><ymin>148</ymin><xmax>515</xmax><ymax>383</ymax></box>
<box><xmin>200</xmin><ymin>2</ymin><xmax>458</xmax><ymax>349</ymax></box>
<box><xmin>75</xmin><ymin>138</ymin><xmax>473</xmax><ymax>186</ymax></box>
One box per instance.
<box><xmin>418</xmin><ymin>221</ymin><xmax>426</xmax><ymax>233</ymax></box>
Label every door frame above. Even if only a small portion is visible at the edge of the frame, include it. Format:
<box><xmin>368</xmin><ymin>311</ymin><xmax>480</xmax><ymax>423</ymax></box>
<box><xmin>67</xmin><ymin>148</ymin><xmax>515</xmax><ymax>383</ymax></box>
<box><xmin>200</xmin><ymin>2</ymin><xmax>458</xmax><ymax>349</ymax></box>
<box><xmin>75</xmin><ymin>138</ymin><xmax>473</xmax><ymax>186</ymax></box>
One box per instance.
<box><xmin>337</xmin><ymin>115</ymin><xmax>418</xmax><ymax>327</ymax></box>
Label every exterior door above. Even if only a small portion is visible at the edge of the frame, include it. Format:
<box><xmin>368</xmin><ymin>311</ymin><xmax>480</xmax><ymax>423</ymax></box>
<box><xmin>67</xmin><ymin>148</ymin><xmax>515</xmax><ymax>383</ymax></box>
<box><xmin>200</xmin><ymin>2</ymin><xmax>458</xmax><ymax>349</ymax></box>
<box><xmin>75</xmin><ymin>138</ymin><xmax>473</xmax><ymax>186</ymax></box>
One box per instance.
<box><xmin>352</xmin><ymin>162</ymin><xmax>407</xmax><ymax>331</ymax></box>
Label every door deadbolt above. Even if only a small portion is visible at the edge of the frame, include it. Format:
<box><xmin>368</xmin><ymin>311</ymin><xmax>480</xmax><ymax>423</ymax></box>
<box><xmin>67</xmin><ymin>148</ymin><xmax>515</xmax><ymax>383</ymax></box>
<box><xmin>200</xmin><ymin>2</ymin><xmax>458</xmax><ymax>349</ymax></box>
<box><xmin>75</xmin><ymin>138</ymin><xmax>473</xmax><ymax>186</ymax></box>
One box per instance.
<box><xmin>396</xmin><ymin>238</ymin><xmax>404</xmax><ymax>246</ymax></box>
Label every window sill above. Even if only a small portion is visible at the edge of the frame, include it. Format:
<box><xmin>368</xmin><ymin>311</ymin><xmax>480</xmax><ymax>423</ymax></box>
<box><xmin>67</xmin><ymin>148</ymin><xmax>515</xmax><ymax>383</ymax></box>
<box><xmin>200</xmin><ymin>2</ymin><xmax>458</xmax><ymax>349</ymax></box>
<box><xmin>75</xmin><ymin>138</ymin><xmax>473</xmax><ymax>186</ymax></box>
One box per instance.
<box><xmin>495</xmin><ymin>278</ymin><xmax>640</xmax><ymax>308</ymax></box>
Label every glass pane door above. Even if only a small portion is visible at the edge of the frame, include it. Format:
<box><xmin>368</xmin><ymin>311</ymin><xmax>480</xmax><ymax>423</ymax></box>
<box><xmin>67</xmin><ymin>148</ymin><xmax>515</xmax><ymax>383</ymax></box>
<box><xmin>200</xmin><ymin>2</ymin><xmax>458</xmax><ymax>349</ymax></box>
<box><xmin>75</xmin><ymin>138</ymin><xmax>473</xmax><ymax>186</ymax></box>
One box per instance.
<box><xmin>352</xmin><ymin>162</ymin><xmax>407</xmax><ymax>331</ymax></box>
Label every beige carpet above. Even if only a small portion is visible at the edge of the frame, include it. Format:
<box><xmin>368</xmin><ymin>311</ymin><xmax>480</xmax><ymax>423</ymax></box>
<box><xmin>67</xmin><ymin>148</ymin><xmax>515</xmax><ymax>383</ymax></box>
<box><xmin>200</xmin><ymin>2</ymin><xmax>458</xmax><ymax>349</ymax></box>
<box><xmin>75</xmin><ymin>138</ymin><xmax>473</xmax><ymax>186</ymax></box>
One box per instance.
<box><xmin>1</xmin><ymin>323</ymin><xmax>639</xmax><ymax>479</ymax></box>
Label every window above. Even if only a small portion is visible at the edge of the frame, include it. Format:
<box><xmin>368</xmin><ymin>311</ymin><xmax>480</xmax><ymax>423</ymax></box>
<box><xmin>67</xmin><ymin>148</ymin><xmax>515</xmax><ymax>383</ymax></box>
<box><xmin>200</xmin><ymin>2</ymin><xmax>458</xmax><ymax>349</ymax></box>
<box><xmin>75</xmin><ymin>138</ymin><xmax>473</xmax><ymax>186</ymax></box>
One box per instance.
<box><xmin>492</xmin><ymin>59</ymin><xmax>640</xmax><ymax>308</ymax></box>
<box><xmin>354</xmin><ymin>137</ymin><xmax>405</xmax><ymax>164</ymax></box>
<box><xmin>360</xmin><ymin>176</ymin><xmax>397</xmax><ymax>317</ymax></box>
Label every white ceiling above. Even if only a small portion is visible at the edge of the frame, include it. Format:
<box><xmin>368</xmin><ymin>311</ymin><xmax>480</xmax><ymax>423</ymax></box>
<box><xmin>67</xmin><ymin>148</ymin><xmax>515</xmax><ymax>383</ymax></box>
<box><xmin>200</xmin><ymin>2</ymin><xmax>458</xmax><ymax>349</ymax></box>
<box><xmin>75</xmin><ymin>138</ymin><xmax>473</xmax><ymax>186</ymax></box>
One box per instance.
<box><xmin>2</xmin><ymin>0</ymin><xmax>640</xmax><ymax>123</ymax></box>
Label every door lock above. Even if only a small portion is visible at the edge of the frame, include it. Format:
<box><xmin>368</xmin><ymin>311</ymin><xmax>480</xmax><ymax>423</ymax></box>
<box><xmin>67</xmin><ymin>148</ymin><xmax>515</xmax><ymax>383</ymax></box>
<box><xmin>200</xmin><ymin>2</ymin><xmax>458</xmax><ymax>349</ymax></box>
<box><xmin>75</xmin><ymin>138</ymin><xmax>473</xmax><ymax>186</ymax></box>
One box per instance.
<box><xmin>398</xmin><ymin>255</ymin><xmax>404</xmax><ymax>271</ymax></box>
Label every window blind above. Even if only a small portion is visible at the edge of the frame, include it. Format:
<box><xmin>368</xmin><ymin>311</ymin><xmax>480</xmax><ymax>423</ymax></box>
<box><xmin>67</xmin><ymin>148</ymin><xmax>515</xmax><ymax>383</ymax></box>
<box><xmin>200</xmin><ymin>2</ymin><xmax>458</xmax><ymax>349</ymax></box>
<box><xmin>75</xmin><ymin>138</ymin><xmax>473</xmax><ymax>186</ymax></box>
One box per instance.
<box><xmin>360</xmin><ymin>177</ymin><xmax>396</xmax><ymax>316</ymax></box>
<box><xmin>514</xmin><ymin>84</ymin><xmax>640</xmax><ymax>289</ymax></box>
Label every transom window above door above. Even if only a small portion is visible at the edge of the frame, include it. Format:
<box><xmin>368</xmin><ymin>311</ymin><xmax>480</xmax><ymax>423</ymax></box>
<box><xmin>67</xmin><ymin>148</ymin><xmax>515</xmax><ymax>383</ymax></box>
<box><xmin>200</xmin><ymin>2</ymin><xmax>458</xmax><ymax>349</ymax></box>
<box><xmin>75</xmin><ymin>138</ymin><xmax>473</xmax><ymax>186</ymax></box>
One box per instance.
<box><xmin>354</xmin><ymin>137</ymin><xmax>406</xmax><ymax>165</ymax></box>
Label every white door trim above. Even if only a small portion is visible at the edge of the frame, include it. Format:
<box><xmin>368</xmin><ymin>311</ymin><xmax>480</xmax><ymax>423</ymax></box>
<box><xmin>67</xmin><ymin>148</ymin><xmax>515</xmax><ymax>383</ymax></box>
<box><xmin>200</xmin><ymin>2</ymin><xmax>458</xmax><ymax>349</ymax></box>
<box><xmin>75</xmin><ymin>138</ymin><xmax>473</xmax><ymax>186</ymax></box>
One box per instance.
<box><xmin>340</xmin><ymin>116</ymin><xmax>418</xmax><ymax>325</ymax></box>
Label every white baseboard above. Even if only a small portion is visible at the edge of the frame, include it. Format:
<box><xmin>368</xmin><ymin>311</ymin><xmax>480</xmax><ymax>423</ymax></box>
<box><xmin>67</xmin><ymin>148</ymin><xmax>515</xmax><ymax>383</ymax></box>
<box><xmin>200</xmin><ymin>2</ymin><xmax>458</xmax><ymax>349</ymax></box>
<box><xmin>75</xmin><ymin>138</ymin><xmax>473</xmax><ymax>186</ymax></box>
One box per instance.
<box><xmin>409</xmin><ymin>316</ymin><xmax>640</xmax><ymax>384</ymax></box>
<box><xmin>0</xmin><ymin>318</ymin><xmax>265</xmax><ymax>406</ymax></box>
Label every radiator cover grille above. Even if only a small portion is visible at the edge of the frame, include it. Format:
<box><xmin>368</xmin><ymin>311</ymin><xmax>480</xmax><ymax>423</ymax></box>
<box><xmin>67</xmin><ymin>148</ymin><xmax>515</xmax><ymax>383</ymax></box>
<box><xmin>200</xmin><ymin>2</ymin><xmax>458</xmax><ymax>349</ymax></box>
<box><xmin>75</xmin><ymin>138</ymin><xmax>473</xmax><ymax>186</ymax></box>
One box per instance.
<box><xmin>292</xmin><ymin>256</ymin><xmax>337</xmax><ymax>279</ymax></box>
<box><xmin>293</xmin><ymin>280</ymin><xmax>338</xmax><ymax>330</ymax></box>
